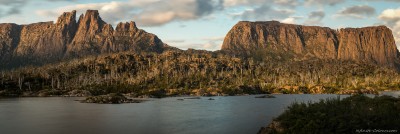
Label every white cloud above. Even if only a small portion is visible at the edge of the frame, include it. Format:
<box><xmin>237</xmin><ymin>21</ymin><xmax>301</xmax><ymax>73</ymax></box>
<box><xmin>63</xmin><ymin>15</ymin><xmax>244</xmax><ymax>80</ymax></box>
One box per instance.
<box><xmin>202</xmin><ymin>36</ymin><xmax>225</xmax><ymax>41</ymax></box>
<box><xmin>335</xmin><ymin>5</ymin><xmax>376</xmax><ymax>19</ymax></box>
<box><xmin>282</xmin><ymin>17</ymin><xmax>296</xmax><ymax>24</ymax></box>
<box><xmin>304</xmin><ymin>11</ymin><xmax>325</xmax><ymax>25</ymax></box>
<box><xmin>274</xmin><ymin>0</ymin><xmax>299</xmax><ymax>7</ymax></box>
<box><xmin>175</xmin><ymin>36</ymin><xmax>224</xmax><ymax>51</ymax></box>
<box><xmin>203</xmin><ymin>42</ymin><xmax>223</xmax><ymax>50</ymax></box>
<box><xmin>134</xmin><ymin>0</ymin><xmax>199</xmax><ymax>26</ymax></box>
<box><xmin>201</xmin><ymin>36</ymin><xmax>224</xmax><ymax>50</ymax></box>
<box><xmin>359</xmin><ymin>0</ymin><xmax>400</xmax><ymax>2</ymax></box>
<box><xmin>305</xmin><ymin>0</ymin><xmax>344</xmax><ymax>6</ymax></box>
<box><xmin>35</xmin><ymin>0</ymin><xmax>223</xmax><ymax>27</ymax></box>
<box><xmin>379</xmin><ymin>8</ymin><xmax>400</xmax><ymax>25</ymax></box>
<box><xmin>378</xmin><ymin>8</ymin><xmax>400</xmax><ymax>49</ymax></box>
<box><xmin>223</xmin><ymin>0</ymin><xmax>299</xmax><ymax>7</ymax></box>
<box><xmin>165</xmin><ymin>40</ymin><xmax>186</xmax><ymax>43</ymax></box>
<box><xmin>237</xmin><ymin>4</ymin><xmax>295</xmax><ymax>21</ymax></box>
<box><xmin>0</xmin><ymin>0</ymin><xmax>27</xmax><ymax>18</ymax></box>
<box><xmin>223</xmin><ymin>0</ymin><xmax>246</xmax><ymax>7</ymax></box>
<box><xmin>36</xmin><ymin>1</ymin><xmax>136</xmax><ymax>24</ymax></box>
<box><xmin>0</xmin><ymin>0</ymin><xmax>26</xmax><ymax>5</ymax></box>
<box><xmin>179</xmin><ymin>42</ymin><xmax>222</xmax><ymax>51</ymax></box>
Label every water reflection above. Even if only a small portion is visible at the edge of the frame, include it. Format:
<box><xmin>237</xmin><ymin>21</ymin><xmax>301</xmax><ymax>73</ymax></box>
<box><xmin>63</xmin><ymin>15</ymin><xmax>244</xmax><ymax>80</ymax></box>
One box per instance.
<box><xmin>0</xmin><ymin>92</ymin><xmax>397</xmax><ymax>134</ymax></box>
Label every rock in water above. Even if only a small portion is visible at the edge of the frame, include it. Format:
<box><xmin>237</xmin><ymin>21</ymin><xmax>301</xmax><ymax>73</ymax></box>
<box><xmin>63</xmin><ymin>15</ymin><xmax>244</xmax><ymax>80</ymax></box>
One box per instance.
<box><xmin>81</xmin><ymin>93</ymin><xmax>143</xmax><ymax>104</ymax></box>
<box><xmin>255</xmin><ymin>95</ymin><xmax>276</xmax><ymax>98</ymax></box>
<box><xmin>184</xmin><ymin>97</ymin><xmax>201</xmax><ymax>99</ymax></box>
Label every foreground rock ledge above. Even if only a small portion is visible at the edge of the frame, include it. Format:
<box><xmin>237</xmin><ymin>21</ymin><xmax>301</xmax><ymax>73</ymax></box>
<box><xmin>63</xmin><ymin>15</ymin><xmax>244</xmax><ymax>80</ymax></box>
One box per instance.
<box><xmin>257</xmin><ymin>95</ymin><xmax>400</xmax><ymax>134</ymax></box>
<box><xmin>80</xmin><ymin>93</ymin><xmax>144</xmax><ymax>104</ymax></box>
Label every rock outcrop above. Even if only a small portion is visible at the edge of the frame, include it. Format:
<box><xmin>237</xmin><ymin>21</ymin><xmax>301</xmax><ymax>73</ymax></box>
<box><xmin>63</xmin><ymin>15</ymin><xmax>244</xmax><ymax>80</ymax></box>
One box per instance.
<box><xmin>222</xmin><ymin>21</ymin><xmax>399</xmax><ymax>67</ymax></box>
<box><xmin>0</xmin><ymin>10</ymin><xmax>168</xmax><ymax>69</ymax></box>
<box><xmin>337</xmin><ymin>26</ymin><xmax>398</xmax><ymax>66</ymax></box>
<box><xmin>81</xmin><ymin>93</ymin><xmax>144</xmax><ymax>104</ymax></box>
<box><xmin>0</xmin><ymin>23</ymin><xmax>21</xmax><ymax>66</ymax></box>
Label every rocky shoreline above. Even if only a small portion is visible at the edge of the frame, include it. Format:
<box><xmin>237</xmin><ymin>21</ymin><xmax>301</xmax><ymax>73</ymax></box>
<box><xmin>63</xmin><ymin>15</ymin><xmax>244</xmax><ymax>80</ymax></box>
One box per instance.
<box><xmin>258</xmin><ymin>121</ymin><xmax>284</xmax><ymax>134</ymax></box>
<box><xmin>0</xmin><ymin>87</ymin><xmax>393</xmax><ymax>104</ymax></box>
<box><xmin>0</xmin><ymin>85</ymin><xmax>383</xmax><ymax>98</ymax></box>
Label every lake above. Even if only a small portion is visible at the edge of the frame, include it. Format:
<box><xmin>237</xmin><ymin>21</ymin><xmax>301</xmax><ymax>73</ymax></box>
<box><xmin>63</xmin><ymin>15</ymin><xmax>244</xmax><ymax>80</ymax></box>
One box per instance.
<box><xmin>0</xmin><ymin>93</ymin><xmax>397</xmax><ymax>134</ymax></box>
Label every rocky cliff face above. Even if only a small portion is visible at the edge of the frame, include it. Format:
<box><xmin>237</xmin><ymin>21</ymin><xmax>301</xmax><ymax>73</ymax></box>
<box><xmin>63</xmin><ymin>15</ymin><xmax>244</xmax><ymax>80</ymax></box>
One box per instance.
<box><xmin>0</xmin><ymin>10</ymin><xmax>168</xmax><ymax>69</ymax></box>
<box><xmin>0</xmin><ymin>23</ymin><xmax>21</xmax><ymax>65</ymax></box>
<box><xmin>337</xmin><ymin>26</ymin><xmax>398</xmax><ymax>65</ymax></box>
<box><xmin>222</xmin><ymin>21</ymin><xmax>399</xmax><ymax>66</ymax></box>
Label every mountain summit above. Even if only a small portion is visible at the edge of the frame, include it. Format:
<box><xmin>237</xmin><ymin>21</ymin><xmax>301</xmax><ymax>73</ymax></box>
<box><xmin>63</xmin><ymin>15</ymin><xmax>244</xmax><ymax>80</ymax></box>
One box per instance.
<box><xmin>1</xmin><ymin>12</ymin><xmax>399</xmax><ymax>69</ymax></box>
<box><xmin>221</xmin><ymin>21</ymin><xmax>399</xmax><ymax>67</ymax></box>
<box><xmin>0</xmin><ymin>10</ymin><xmax>169</xmax><ymax>69</ymax></box>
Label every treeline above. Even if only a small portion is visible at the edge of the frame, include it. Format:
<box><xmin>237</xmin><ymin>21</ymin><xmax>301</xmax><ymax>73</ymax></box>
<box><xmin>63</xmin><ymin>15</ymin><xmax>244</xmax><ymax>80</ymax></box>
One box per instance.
<box><xmin>0</xmin><ymin>49</ymin><xmax>399</xmax><ymax>97</ymax></box>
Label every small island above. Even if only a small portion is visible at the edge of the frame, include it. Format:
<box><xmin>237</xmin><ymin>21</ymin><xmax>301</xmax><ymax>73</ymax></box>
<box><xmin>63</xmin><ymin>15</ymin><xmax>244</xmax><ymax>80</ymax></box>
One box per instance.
<box><xmin>80</xmin><ymin>93</ymin><xmax>145</xmax><ymax>104</ymax></box>
<box><xmin>255</xmin><ymin>95</ymin><xmax>276</xmax><ymax>98</ymax></box>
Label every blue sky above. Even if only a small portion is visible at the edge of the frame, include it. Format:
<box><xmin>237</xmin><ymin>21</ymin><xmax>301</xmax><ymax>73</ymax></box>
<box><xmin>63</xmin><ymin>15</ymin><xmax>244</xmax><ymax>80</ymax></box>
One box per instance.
<box><xmin>1</xmin><ymin>0</ymin><xmax>400</xmax><ymax>50</ymax></box>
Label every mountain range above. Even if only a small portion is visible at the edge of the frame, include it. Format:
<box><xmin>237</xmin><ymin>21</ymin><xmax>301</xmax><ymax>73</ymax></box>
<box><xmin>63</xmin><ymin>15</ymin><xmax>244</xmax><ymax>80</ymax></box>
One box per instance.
<box><xmin>222</xmin><ymin>21</ymin><xmax>399</xmax><ymax>67</ymax></box>
<box><xmin>1</xmin><ymin>10</ymin><xmax>400</xmax><ymax>97</ymax></box>
<box><xmin>0</xmin><ymin>10</ymin><xmax>399</xmax><ymax>69</ymax></box>
<box><xmin>0</xmin><ymin>10</ymin><xmax>171</xmax><ymax>69</ymax></box>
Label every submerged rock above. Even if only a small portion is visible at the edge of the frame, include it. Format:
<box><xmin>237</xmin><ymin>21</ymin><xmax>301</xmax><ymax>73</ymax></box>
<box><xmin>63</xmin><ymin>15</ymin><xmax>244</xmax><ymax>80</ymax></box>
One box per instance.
<box><xmin>184</xmin><ymin>97</ymin><xmax>201</xmax><ymax>99</ymax></box>
<box><xmin>66</xmin><ymin>90</ymin><xmax>92</xmax><ymax>97</ymax></box>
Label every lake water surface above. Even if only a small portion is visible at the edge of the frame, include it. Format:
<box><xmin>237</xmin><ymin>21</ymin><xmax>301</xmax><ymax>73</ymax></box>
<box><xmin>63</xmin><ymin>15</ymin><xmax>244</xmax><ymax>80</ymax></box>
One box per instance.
<box><xmin>0</xmin><ymin>93</ymin><xmax>397</xmax><ymax>134</ymax></box>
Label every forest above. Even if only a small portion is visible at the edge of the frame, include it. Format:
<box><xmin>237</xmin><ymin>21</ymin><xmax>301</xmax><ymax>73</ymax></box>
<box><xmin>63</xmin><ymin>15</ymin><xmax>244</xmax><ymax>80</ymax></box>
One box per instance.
<box><xmin>1</xmin><ymin>49</ymin><xmax>400</xmax><ymax>97</ymax></box>
<box><xmin>258</xmin><ymin>95</ymin><xmax>400</xmax><ymax>133</ymax></box>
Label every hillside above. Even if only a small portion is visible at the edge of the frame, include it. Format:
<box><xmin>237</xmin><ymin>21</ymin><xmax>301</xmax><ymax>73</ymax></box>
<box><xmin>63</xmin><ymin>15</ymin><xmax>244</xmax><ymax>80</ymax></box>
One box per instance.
<box><xmin>1</xmin><ymin>50</ymin><xmax>399</xmax><ymax>97</ymax></box>
<box><xmin>1</xmin><ymin>13</ymin><xmax>400</xmax><ymax>97</ymax></box>
<box><xmin>222</xmin><ymin>21</ymin><xmax>400</xmax><ymax>67</ymax></box>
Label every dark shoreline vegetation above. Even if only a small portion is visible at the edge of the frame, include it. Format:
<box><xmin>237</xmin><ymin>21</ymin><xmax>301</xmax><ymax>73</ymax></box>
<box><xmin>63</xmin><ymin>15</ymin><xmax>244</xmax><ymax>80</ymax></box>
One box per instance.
<box><xmin>1</xmin><ymin>49</ymin><xmax>400</xmax><ymax>99</ymax></box>
<box><xmin>258</xmin><ymin>95</ymin><xmax>400</xmax><ymax>134</ymax></box>
<box><xmin>80</xmin><ymin>93</ymin><xmax>145</xmax><ymax>104</ymax></box>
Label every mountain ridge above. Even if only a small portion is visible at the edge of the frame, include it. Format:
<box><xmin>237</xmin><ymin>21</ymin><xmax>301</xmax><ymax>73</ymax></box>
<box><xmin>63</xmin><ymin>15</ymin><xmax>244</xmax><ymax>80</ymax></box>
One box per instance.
<box><xmin>1</xmin><ymin>13</ymin><xmax>400</xmax><ymax>97</ymax></box>
<box><xmin>1</xmin><ymin>11</ymin><xmax>399</xmax><ymax>70</ymax></box>
<box><xmin>221</xmin><ymin>21</ymin><xmax>399</xmax><ymax>67</ymax></box>
<box><xmin>0</xmin><ymin>10</ymin><xmax>170</xmax><ymax>69</ymax></box>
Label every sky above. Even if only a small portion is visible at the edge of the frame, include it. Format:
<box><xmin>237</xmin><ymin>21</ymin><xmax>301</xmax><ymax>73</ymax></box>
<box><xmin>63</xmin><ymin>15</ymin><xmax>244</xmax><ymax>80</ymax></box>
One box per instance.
<box><xmin>1</xmin><ymin>0</ymin><xmax>400</xmax><ymax>51</ymax></box>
